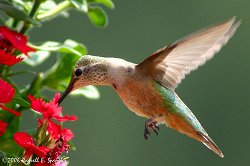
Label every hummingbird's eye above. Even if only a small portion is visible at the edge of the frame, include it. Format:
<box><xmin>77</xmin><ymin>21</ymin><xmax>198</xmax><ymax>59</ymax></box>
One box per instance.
<box><xmin>75</xmin><ymin>69</ymin><xmax>82</xmax><ymax>77</ymax></box>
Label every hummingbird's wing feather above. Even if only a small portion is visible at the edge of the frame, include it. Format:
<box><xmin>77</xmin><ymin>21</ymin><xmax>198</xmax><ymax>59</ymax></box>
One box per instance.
<box><xmin>137</xmin><ymin>17</ymin><xmax>240</xmax><ymax>89</ymax></box>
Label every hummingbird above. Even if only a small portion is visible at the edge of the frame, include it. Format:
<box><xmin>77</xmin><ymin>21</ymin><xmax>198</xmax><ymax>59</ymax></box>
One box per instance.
<box><xmin>58</xmin><ymin>17</ymin><xmax>240</xmax><ymax>157</ymax></box>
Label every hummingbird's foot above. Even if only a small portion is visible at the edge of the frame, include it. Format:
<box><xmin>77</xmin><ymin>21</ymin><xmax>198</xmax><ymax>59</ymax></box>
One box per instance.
<box><xmin>144</xmin><ymin>118</ymin><xmax>159</xmax><ymax>140</ymax></box>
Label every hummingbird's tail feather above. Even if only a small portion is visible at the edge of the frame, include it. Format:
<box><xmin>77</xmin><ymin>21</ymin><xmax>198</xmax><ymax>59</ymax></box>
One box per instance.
<box><xmin>198</xmin><ymin>132</ymin><xmax>224</xmax><ymax>158</ymax></box>
<box><xmin>164</xmin><ymin>112</ymin><xmax>224</xmax><ymax>157</ymax></box>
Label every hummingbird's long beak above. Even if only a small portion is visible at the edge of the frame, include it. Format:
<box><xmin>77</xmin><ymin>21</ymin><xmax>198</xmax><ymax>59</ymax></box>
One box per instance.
<box><xmin>58</xmin><ymin>77</ymin><xmax>77</xmax><ymax>105</ymax></box>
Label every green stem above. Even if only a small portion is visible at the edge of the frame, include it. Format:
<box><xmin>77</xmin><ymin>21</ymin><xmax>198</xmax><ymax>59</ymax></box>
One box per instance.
<box><xmin>0</xmin><ymin>64</ymin><xmax>5</xmax><ymax>77</ymax></box>
<box><xmin>0</xmin><ymin>66</ymin><xmax>11</xmax><ymax>78</ymax></box>
<box><xmin>29</xmin><ymin>1</ymin><xmax>41</xmax><ymax>18</ymax></box>
<box><xmin>11</xmin><ymin>19</ymin><xmax>19</xmax><ymax>28</ymax></box>
<box><xmin>19</xmin><ymin>0</ymin><xmax>42</xmax><ymax>34</ymax></box>
<box><xmin>37</xmin><ymin>119</ymin><xmax>49</xmax><ymax>145</ymax></box>
<box><xmin>37</xmin><ymin>1</ymin><xmax>73</xmax><ymax>20</ymax></box>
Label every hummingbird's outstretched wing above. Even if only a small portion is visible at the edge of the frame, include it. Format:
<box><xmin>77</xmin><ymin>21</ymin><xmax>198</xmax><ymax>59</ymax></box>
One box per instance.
<box><xmin>137</xmin><ymin>17</ymin><xmax>240</xmax><ymax>90</ymax></box>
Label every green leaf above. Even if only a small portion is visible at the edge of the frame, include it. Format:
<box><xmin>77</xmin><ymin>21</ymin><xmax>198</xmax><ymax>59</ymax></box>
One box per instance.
<box><xmin>70</xmin><ymin>85</ymin><xmax>100</xmax><ymax>99</ymax></box>
<box><xmin>38</xmin><ymin>0</ymin><xmax>57</xmax><ymax>13</ymax></box>
<box><xmin>32</xmin><ymin>40</ymin><xmax>87</xmax><ymax>56</ymax></box>
<box><xmin>37</xmin><ymin>0</ymin><xmax>70</xmax><ymax>21</ymax></box>
<box><xmin>0</xmin><ymin>139</ymin><xmax>23</xmax><ymax>157</ymax></box>
<box><xmin>12</xmin><ymin>97</ymin><xmax>30</xmax><ymax>108</ymax></box>
<box><xmin>32</xmin><ymin>41</ymin><xmax>61</xmax><ymax>51</ymax></box>
<box><xmin>69</xmin><ymin>0</ymin><xmax>88</xmax><ymax>12</ymax></box>
<box><xmin>12</xmin><ymin>0</ymin><xmax>31</xmax><ymax>12</ymax></box>
<box><xmin>64</xmin><ymin>39</ymin><xmax>87</xmax><ymax>55</ymax></box>
<box><xmin>23</xmin><ymin>50</ymin><xmax>50</xmax><ymax>67</ymax></box>
<box><xmin>41</xmin><ymin>40</ymin><xmax>87</xmax><ymax>91</ymax></box>
<box><xmin>87</xmin><ymin>0</ymin><xmax>114</xmax><ymax>9</ymax></box>
<box><xmin>87</xmin><ymin>6</ymin><xmax>107</xmax><ymax>27</ymax></box>
<box><xmin>0</xmin><ymin>0</ymin><xmax>39</xmax><ymax>25</ymax></box>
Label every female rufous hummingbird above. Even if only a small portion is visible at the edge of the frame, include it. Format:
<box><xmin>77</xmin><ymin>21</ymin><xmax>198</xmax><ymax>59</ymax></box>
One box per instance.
<box><xmin>58</xmin><ymin>17</ymin><xmax>240</xmax><ymax>157</ymax></box>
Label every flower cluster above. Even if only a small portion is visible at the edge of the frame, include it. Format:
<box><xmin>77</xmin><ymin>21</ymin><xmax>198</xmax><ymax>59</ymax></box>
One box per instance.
<box><xmin>0</xmin><ymin>26</ymin><xmax>77</xmax><ymax>165</ymax></box>
<box><xmin>0</xmin><ymin>26</ymin><xmax>34</xmax><ymax>136</ymax></box>
<box><xmin>14</xmin><ymin>93</ymin><xmax>77</xmax><ymax>165</ymax></box>
<box><xmin>0</xmin><ymin>0</ymin><xmax>113</xmax><ymax>164</ymax></box>
<box><xmin>0</xmin><ymin>26</ymin><xmax>34</xmax><ymax>66</ymax></box>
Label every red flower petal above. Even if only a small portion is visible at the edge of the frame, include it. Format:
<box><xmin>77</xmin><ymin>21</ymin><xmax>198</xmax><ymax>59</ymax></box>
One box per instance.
<box><xmin>31</xmin><ymin>146</ymin><xmax>51</xmax><ymax>158</ymax></box>
<box><xmin>0</xmin><ymin>26</ymin><xmax>35</xmax><ymax>56</ymax></box>
<box><xmin>47</xmin><ymin>121</ymin><xmax>61</xmax><ymax>140</ymax></box>
<box><xmin>0</xmin><ymin>79</ymin><xmax>15</xmax><ymax>103</ymax></box>
<box><xmin>14</xmin><ymin>132</ymin><xmax>34</xmax><ymax>149</ymax></box>
<box><xmin>0</xmin><ymin>50</ymin><xmax>23</xmax><ymax>66</ymax></box>
<box><xmin>28</xmin><ymin>95</ymin><xmax>49</xmax><ymax>114</ymax></box>
<box><xmin>53</xmin><ymin>114</ymin><xmax>78</xmax><ymax>122</ymax></box>
<box><xmin>60</xmin><ymin>128</ymin><xmax>74</xmax><ymax>142</ymax></box>
<box><xmin>23</xmin><ymin>145</ymin><xmax>50</xmax><ymax>159</ymax></box>
<box><xmin>52</xmin><ymin>93</ymin><xmax>61</xmax><ymax>104</ymax></box>
<box><xmin>28</xmin><ymin>95</ymin><xmax>62</xmax><ymax>119</ymax></box>
<box><xmin>14</xmin><ymin>132</ymin><xmax>50</xmax><ymax>158</ymax></box>
<box><xmin>28</xmin><ymin>93</ymin><xmax>77</xmax><ymax>122</ymax></box>
<box><xmin>0</xmin><ymin>33</ymin><xmax>12</xmax><ymax>50</ymax></box>
<box><xmin>48</xmin><ymin>121</ymin><xmax>74</xmax><ymax>141</ymax></box>
<box><xmin>0</xmin><ymin>105</ymin><xmax>21</xmax><ymax>116</ymax></box>
<box><xmin>37</xmin><ymin>118</ymin><xmax>43</xmax><ymax>127</ymax></box>
<box><xmin>0</xmin><ymin>120</ymin><xmax>8</xmax><ymax>136</ymax></box>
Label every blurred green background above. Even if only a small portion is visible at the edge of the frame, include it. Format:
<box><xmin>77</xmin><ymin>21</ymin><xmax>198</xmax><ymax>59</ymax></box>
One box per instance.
<box><xmin>21</xmin><ymin>0</ymin><xmax>250</xmax><ymax>165</ymax></box>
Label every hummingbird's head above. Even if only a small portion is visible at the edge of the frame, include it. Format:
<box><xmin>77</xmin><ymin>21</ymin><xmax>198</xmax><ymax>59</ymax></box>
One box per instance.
<box><xmin>58</xmin><ymin>55</ymin><xmax>108</xmax><ymax>104</ymax></box>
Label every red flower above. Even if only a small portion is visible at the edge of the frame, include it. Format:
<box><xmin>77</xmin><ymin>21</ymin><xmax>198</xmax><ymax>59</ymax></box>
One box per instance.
<box><xmin>28</xmin><ymin>93</ymin><xmax>77</xmax><ymax>122</ymax></box>
<box><xmin>40</xmin><ymin>121</ymin><xmax>74</xmax><ymax>161</ymax></box>
<box><xmin>0</xmin><ymin>79</ymin><xmax>15</xmax><ymax>103</ymax></box>
<box><xmin>0</xmin><ymin>120</ymin><xmax>8</xmax><ymax>136</ymax></box>
<box><xmin>0</xmin><ymin>79</ymin><xmax>21</xmax><ymax>116</ymax></box>
<box><xmin>0</xmin><ymin>26</ymin><xmax>35</xmax><ymax>55</ymax></box>
<box><xmin>14</xmin><ymin>132</ymin><xmax>50</xmax><ymax>159</ymax></box>
<box><xmin>32</xmin><ymin>122</ymin><xmax>73</xmax><ymax>165</ymax></box>
<box><xmin>0</xmin><ymin>50</ymin><xmax>23</xmax><ymax>66</ymax></box>
<box><xmin>48</xmin><ymin>121</ymin><xmax>74</xmax><ymax>142</ymax></box>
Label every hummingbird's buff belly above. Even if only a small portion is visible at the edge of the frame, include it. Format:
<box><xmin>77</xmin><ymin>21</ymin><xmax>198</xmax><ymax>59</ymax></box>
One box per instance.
<box><xmin>114</xmin><ymin>75</ymin><xmax>168</xmax><ymax>124</ymax></box>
